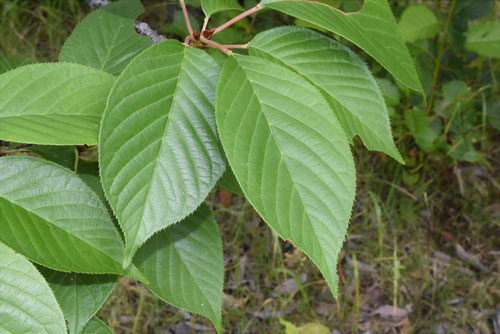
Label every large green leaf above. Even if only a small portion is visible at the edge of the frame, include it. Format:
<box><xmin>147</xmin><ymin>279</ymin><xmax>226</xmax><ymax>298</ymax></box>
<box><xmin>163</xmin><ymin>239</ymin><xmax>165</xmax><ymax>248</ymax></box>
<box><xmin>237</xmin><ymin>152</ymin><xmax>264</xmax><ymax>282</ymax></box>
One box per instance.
<box><xmin>260</xmin><ymin>0</ymin><xmax>424</xmax><ymax>95</ymax></box>
<box><xmin>82</xmin><ymin>317</ymin><xmax>113</xmax><ymax>334</ymax></box>
<box><xmin>100</xmin><ymin>40</ymin><xmax>226</xmax><ymax>267</ymax></box>
<box><xmin>59</xmin><ymin>0</ymin><xmax>151</xmax><ymax>75</ymax></box>
<box><xmin>0</xmin><ymin>63</ymin><xmax>115</xmax><ymax>145</ymax></box>
<box><xmin>0</xmin><ymin>241</ymin><xmax>66</xmax><ymax>334</ymax></box>
<box><xmin>249</xmin><ymin>27</ymin><xmax>403</xmax><ymax>163</ymax></box>
<box><xmin>39</xmin><ymin>268</ymin><xmax>117</xmax><ymax>334</ymax></box>
<box><xmin>216</xmin><ymin>55</ymin><xmax>356</xmax><ymax>296</ymax></box>
<box><xmin>0</xmin><ymin>156</ymin><xmax>135</xmax><ymax>276</ymax></box>
<box><xmin>398</xmin><ymin>5</ymin><xmax>440</xmax><ymax>43</ymax></box>
<box><xmin>134</xmin><ymin>204</ymin><xmax>224</xmax><ymax>333</ymax></box>
<box><xmin>202</xmin><ymin>0</ymin><xmax>243</xmax><ymax>17</ymax></box>
<box><xmin>465</xmin><ymin>21</ymin><xmax>500</xmax><ymax>58</ymax></box>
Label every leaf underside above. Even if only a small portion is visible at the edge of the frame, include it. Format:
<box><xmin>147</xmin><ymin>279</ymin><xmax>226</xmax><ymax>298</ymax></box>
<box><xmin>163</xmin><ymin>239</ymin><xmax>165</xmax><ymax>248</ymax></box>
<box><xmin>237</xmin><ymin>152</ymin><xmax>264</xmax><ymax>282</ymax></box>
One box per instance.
<box><xmin>59</xmin><ymin>0</ymin><xmax>152</xmax><ymax>75</ymax></box>
<box><xmin>0</xmin><ymin>63</ymin><xmax>115</xmax><ymax>145</ymax></box>
<box><xmin>216</xmin><ymin>54</ymin><xmax>356</xmax><ymax>296</ymax></box>
<box><xmin>100</xmin><ymin>40</ymin><xmax>226</xmax><ymax>267</ymax></box>
<box><xmin>260</xmin><ymin>0</ymin><xmax>424</xmax><ymax>95</ymax></box>
<box><xmin>0</xmin><ymin>242</ymin><xmax>66</xmax><ymax>334</ymax></box>
<box><xmin>249</xmin><ymin>26</ymin><xmax>403</xmax><ymax>163</ymax></box>
<box><xmin>81</xmin><ymin>317</ymin><xmax>114</xmax><ymax>334</ymax></box>
<box><xmin>39</xmin><ymin>268</ymin><xmax>117</xmax><ymax>334</ymax></box>
<box><xmin>0</xmin><ymin>156</ymin><xmax>127</xmax><ymax>275</ymax></box>
<box><xmin>134</xmin><ymin>204</ymin><xmax>224</xmax><ymax>333</ymax></box>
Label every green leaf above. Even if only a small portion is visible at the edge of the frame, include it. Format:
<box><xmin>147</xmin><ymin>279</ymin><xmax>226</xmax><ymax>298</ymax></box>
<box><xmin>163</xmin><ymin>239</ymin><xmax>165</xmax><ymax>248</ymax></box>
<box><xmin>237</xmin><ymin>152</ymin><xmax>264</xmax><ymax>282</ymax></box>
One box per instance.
<box><xmin>260</xmin><ymin>0</ymin><xmax>424</xmax><ymax>95</ymax></box>
<box><xmin>398</xmin><ymin>5</ymin><xmax>440</xmax><ymax>43</ymax></box>
<box><xmin>81</xmin><ymin>317</ymin><xmax>113</xmax><ymax>334</ymax></box>
<box><xmin>39</xmin><ymin>268</ymin><xmax>117</xmax><ymax>334</ymax></box>
<box><xmin>218</xmin><ymin>166</ymin><xmax>244</xmax><ymax>196</ymax></box>
<box><xmin>59</xmin><ymin>0</ymin><xmax>151</xmax><ymax>75</ymax></box>
<box><xmin>134</xmin><ymin>204</ymin><xmax>224</xmax><ymax>333</ymax></box>
<box><xmin>0</xmin><ymin>156</ymin><xmax>131</xmax><ymax>275</ymax></box>
<box><xmin>455</xmin><ymin>0</ymin><xmax>493</xmax><ymax>20</ymax></box>
<box><xmin>0</xmin><ymin>56</ymin><xmax>33</xmax><ymax>74</ymax></box>
<box><xmin>216</xmin><ymin>55</ymin><xmax>356</xmax><ymax>297</ymax></box>
<box><xmin>0</xmin><ymin>63</ymin><xmax>115</xmax><ymax>145</ymax></box>
<box><xmin>465</xmin><ymin>21</ymin><xmax>500</xmax><ymax>58</ymax></box>
<box><xmin>280</xmin><ymin>318</ymin><xmax>330</xmax><ymax>334</ymax></box>
<box><xmin>202</xmin><ymin>0</ymin><xmax>243</xmax><ymax>17</ymax></box>
<box><xmin>162</xmin><ymin>10</ymin><xmax>200</xmax><ymax>37</ymax></box>
<box><xmin>249</xmin><ymin>27</ymin><xmax>403</xmax><ymax>163</ymax></box>
<box><xmin>100</xmin><ymin>40</ymin><xmax>226</xmax><ymax>267</ymax></box>
<box><xmin>27</xmin><ymin>145</ymin><xmax>76</xmax><ymax>169</ymax></box>
<box><xmin>0</xmin><ymin>241</ymin><xmax>66</xmax><ymax>334</ymax></box>
<box><xmin>375</xmin><ymin>78</ymin><xmax>401</xmax><ymax>107</ymax></box>
<box><xmin>404</xmin><ymin>109</ymin><xmax>439</xmax><ymax>152</ymax></box>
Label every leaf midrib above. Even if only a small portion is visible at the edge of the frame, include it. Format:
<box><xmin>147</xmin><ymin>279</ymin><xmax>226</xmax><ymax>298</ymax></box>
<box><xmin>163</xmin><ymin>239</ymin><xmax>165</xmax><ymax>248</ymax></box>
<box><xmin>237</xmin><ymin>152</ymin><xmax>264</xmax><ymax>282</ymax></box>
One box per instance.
<box><xmin>233</xmin><ymin>56</ymin><xmax>332</xmax><ymax>279</ymax></box>
<box><xmin>126</xmin><ymin>47</ymin><xmax>188</xmax><ymax>256</ymax></box>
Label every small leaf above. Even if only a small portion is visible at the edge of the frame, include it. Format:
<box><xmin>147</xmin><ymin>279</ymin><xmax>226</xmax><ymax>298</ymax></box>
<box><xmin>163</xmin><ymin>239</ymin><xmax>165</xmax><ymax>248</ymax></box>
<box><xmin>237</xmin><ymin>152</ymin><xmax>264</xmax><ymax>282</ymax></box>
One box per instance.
<box><xmin>59</xmin><ymin>0</ymin><xmax>152</xmax><ymax>75</ymax></box>
<box><xmin>216</xmin><ymin>55</ymin><xmax>356</xmax><ymax>297</ymax></box>
<box><xmin>0</xmin><ymin>156</ymin><xmax>130</xmax><ymax>275</ymax></box>
<box><xmin>260</xmin><ymin>0</ymin><xmax>424</xmax><ymax>95</ymax></box>
<box><xmin>100</xmin><ymin>40</ymin><xmax>226</xmax><ymax>267</ymax></box>
<box><xmin>375</xmin><ymin>78</ymin><xmax>401</xmax><ymax>107</ymax></box>
<box><xmin>249</xmin><ymin>27</ymin><xmax>403</xmax><ymax>163</ymax></box>
<box><xmin>202</xmin><ymin>0</ymin><xmax>243</xmax><ymax>18</ymax></box>
<box><xmin>39</xmin><ymin>268</ymin><xmax>117</xmax><ymax>334</ymax></box>
<box><xmin>404</xmin><ymin>109</ymin><xmax>439</xmax><ymax>152</ymax></box>
<box><xmin>0</xmin><ymin>63</ymin><xmax>115</xmax><ymax>145</ymax></box>
<box><xmin>162</xmin><ymin>10</ymin><xmax>200</xmax><ymax>37</ymax></box>
<box><xmin>465</xmin><ymin>21</ymin><xmax>500</xmax><ymax>58</ymax></box>
<box><xmin>455</xmin><ymin>0</ymin><xmax>494</xmax><ymax>20</ymax></box>
<box><xmin>134</xmin><ymin>204</ymin><xmax>224</xmax><ymax>333</ymax></box>
<box><xmin>398</xmin><ymin>5</ymin><xmax>440</xmax><ymax>43</ymax></box>
<box><xmin>81</xmin><ymin>317</ymin><xmax>113</xmax><ymax>334</ymax></box>
<box><xmin>0</xmin><ymin>241</ymin><xmax>66</xmax><ymax>334</ymax></box>
<box><xmin>0</xmin><ymin>56</ymin><xmax>33</xmax><ymax>74</ymax></box>
<box><xmin>218</xmin><ymin>166</ymin><xmax>244</xmax><ymax>196</ymax></box>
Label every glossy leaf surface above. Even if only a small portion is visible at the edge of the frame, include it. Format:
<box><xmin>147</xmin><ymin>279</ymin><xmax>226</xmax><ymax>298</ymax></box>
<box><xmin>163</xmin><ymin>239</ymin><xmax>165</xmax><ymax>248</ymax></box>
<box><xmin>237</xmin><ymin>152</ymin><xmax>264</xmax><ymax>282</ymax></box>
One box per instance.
<box><xmin>249</xmin><ymin>27</ymin><xmax>403</xmax><ymax>163</ymax></box>
<box><xmin>0</xmin><ymin>156</ymin><xmax>129</xmax><ymax>275</ymax></box>
<box><xmin>100</xmin><ymin>40</ymin><xmax>225</xmax><ymax>267</ymax></box>
<box><xmin>134</xmin><ymin>204</ymin><xmax>224</xmax><ymax>332</ymax></box>
<box><xmin>216</xmin><ymin>55</ymin><xmax>356</xmax><ymax>296</ymax></box>
<box><xmin>0</xmin><ymin>63</ymin><xmax>115</xmax><ymax>145</ymax></box>
<box><xmin>59</xmin><ymin>0</ymin><xmax>151</xmax><ymax>75</ymax></box>
<box><xmin>39</xmin><ymin>268</ymin><xmax>117</xmax><ymax>334</ymax></box>
<box><xmin>0</xmin><ymin>242</ymin><xmax>66</xmax><ymax>334</ymax></box>
<box><xmin>260</xmin><ymin>0</ymin><xmax>424</xmax><ymax>94</ymax></box>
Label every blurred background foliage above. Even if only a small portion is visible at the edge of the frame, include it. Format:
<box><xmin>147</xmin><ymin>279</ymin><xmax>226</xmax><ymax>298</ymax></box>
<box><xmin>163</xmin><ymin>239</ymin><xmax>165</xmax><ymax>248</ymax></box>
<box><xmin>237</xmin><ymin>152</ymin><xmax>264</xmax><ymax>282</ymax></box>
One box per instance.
<box><xmin>0</xmin><ymin>0</ymin><xmax>499</xmax><ymax>333</ymax></box>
